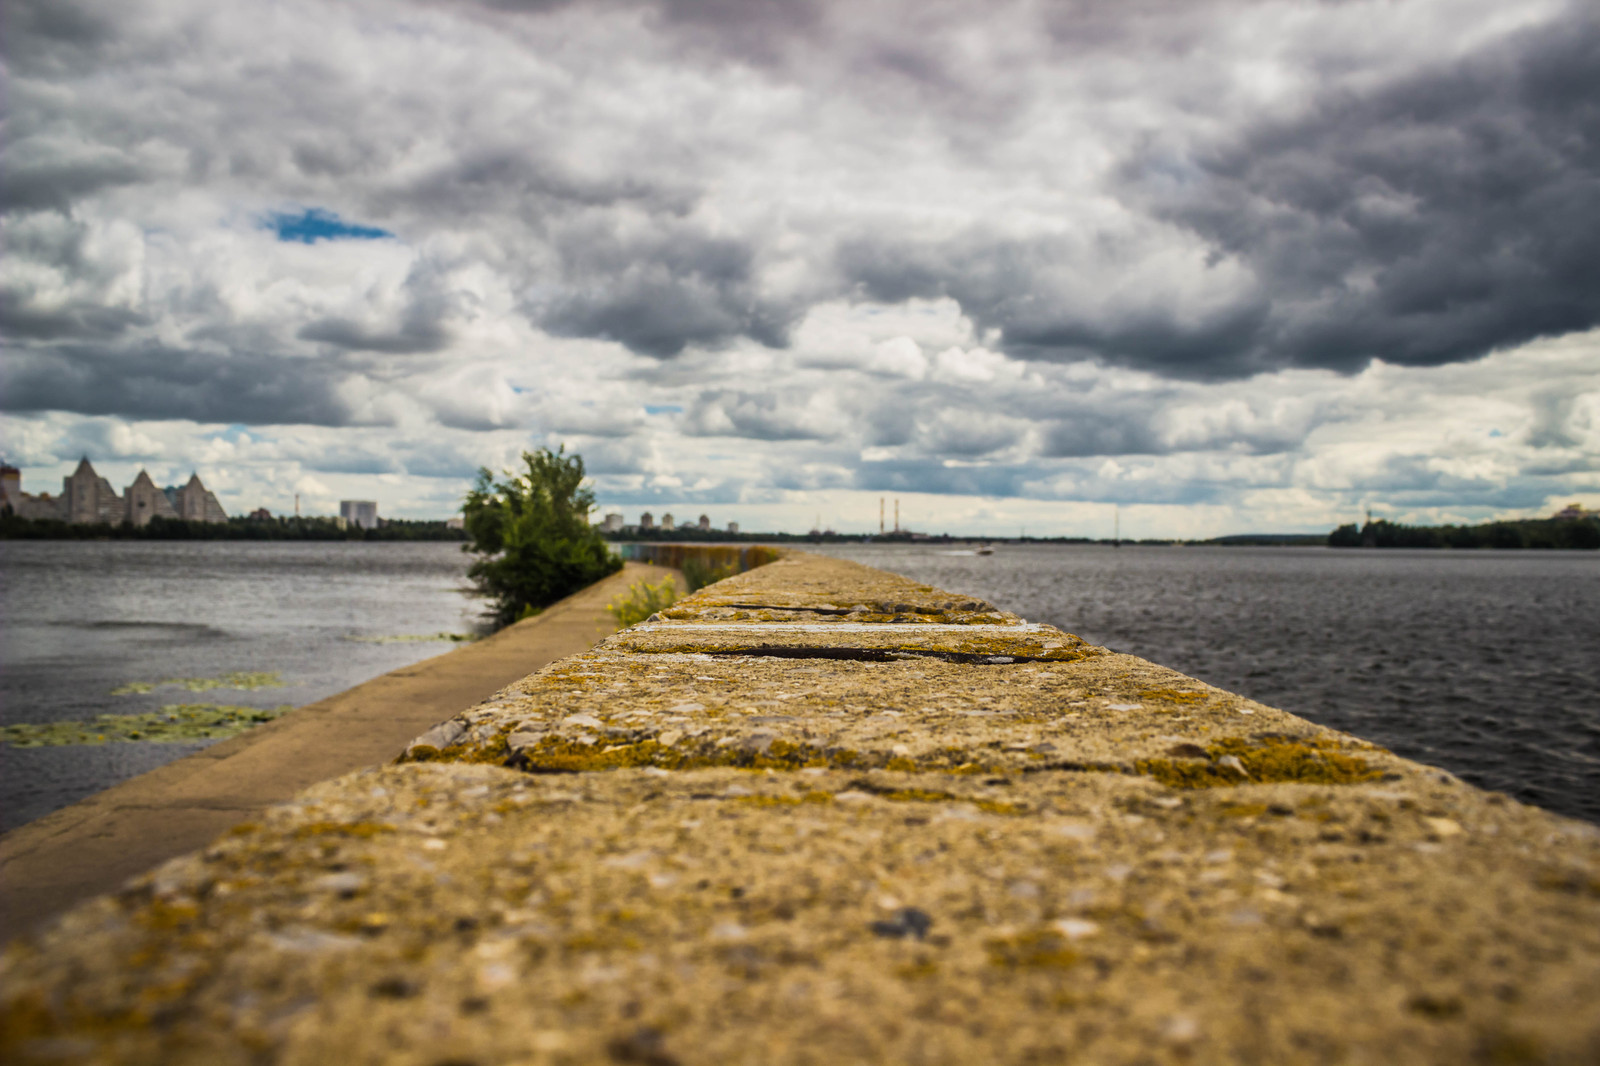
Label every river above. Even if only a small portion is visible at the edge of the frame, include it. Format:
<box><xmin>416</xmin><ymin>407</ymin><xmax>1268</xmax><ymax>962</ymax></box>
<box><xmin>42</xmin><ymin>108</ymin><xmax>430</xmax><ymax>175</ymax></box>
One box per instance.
<box><xmin>3</xmin><ymin>539</ymin><xmax>1596</xmax><ymax>831</ymax></box>
<box><xmin>813</xmin><ymin>542</ymin><xmax>1600</xmax><ymax>824</ymax></box>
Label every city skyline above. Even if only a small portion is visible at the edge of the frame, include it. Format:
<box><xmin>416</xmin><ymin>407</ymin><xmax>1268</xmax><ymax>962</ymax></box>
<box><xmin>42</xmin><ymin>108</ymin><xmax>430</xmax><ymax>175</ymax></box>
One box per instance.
<box><xmin>3</xmin><ymin>0</ymin><xmax>1597</xmax><ymax>538</ymax></box>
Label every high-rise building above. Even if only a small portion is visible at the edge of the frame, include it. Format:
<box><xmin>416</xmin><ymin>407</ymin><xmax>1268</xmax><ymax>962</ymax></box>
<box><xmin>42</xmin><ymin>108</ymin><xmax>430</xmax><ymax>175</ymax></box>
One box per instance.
<box><xmin>0</xmin><ymin>459</ymin><xmax>226</xmax><ymax>524</ymax></box>
<box><xmin>602</xmin><ymin>513</ymin><xmax>624</xmax><ymax>532</ymax></box>
<box><xmin>726</xmin><ymin>521</ymin><xmax>739</xmax><ymax>535</ymax></box>
<box><xmin>697</xmin><ymin>514</ymin><xmax>711</xmax><ymax>531</ymax></box>
<box><xmin>126</xmin><ymin>470</ymin><xmax>178</xmax><ymax>526</ymax></box>
<box><xmin>340</xmin><ymin>500</ymin><xmax>379</xmax><ymax>530</ymax></box>
<box><xmin>661</xmin><ymin>512</ymin><xmax>675</xmax><ymax>531</ymax></box>
<box><xmin>639</xmin><ymin>512</ymin><xmax>655</xmax><ymax>530</ymax></box>
<box><xmin>174</xmin><ymin>473</ymin><xmax>228</xmax><ymax>524</ymax></box>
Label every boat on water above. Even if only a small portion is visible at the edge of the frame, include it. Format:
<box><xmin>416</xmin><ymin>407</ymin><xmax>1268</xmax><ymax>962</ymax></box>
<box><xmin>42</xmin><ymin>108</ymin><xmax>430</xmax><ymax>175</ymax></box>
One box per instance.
<box><xmin>976</xmin><ymin>543</ymin><xmax>995</xmax><ymax>555</ymax></box>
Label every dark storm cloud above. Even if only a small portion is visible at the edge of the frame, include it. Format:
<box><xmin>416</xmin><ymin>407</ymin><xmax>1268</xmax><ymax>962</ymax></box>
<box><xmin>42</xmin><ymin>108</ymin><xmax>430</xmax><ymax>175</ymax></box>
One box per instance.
<box><xmin>536</xmin><ymin>228</ymin><xmax>797</xmax><ymax>357</ymax></box>
<box><xmin>2</xmin><ymin>0</ymin><xmax>119</xmax><ymax>79</ymax></box>
<box><xmin>0</xmin><ymin>302</ymin><xmax>146</xmax><ymax>341</ymax></box>
<box><xmin>298</xmin><ymin>317</ymin><xmax>451</xmax><ymax>355</ymax></box>
<box><xmin>1</xmin><ymin>345</ymin><xmax>360</xmax><ymax>427</ymax></box>
<box><xmin>1042</xmin><ymin>417</ymin><xmax>1165</xmax><ymax>459</ymax></box>
<box><xmin>829</xmin><ymin>6</ymin><xmax>1600</xmax><ymax>381</ymax></box>
<box><xmin>0</xmin><ymin>145</ymin><xmax>145</xmax><ymax>214</ymax></box>
<box><xmin>1118</xmin><ymin>7</ymin><xmax>1600</xmax><ymax>378</ymax></box>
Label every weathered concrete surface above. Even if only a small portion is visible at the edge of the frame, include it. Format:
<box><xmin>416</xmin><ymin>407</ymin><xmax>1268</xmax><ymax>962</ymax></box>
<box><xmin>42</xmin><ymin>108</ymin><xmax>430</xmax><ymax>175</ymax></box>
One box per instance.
<box><xmin>3</xmin><ymin>553</ymin><xmax>1599</xmax><ymax>1064</ymax></box>
<box><xmin>0</xmin><ymin>561</ymin><xmax>677</xmax><ymax>945</ymax></box>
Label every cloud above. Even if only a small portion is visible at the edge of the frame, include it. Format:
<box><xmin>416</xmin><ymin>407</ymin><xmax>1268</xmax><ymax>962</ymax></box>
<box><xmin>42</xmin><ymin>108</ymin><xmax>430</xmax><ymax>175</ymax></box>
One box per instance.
<box><xmin>1118</xmin><ymin>5</ymin><xmax>1600</xmax><ymax>379</ymax></box>
<box><xmin>1</xmin><ymin>343</ymin><xmax>360</xmax><ymax>426</ymax></box>
<box><xmin>2</xmin><ymin>0</ymin><xmax>1597</xmax><ymax>532</ymax></box>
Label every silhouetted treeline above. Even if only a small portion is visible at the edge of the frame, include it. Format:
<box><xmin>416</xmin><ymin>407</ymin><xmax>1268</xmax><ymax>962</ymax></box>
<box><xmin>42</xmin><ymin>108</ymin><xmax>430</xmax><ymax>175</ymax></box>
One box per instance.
<box><xmin>1329</xmin><ymin>517</ymin><xmax>1598</xmax><ymax>550</ymax></box>
<box><xmin>0</xmin><ymin>513</ymin><xmax>468</xmax><ymax>541</ymax></box>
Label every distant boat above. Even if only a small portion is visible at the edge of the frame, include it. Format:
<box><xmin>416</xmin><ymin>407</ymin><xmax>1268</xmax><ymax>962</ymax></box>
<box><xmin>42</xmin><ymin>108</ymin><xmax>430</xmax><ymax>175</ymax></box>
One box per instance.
<box><xmin>976</xmin><ymin>543</ymin><xmax>995</xmax><ymax>555</ymax></box>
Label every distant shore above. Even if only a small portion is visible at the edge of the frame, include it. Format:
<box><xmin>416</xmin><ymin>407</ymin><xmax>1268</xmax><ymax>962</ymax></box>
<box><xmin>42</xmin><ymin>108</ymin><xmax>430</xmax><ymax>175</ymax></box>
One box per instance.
<box><xmin>3</xmin><ymin>512</ymin><xmax>1594</xmax><ymax>548</ymax></box>
<box><xmin>0</xmin><ymin>514</ymin><xmax>468</xmax><ymax>541</ymax></box>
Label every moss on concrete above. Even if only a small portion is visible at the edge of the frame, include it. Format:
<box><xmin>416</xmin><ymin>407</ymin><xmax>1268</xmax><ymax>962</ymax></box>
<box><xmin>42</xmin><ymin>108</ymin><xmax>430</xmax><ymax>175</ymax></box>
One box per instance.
<box><xmin>1133</xmin><ymin>735</ymin><xmax>1383</xmax><ymax>789</ymax></box>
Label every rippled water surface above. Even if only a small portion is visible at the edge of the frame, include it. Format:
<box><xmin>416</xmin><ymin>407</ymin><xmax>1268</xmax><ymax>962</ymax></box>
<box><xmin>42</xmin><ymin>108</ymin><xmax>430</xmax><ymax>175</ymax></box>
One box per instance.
<box><xmin>813</xmin><ymin>543</ymin><xmax>1600</xmax><ymax>824</ymax></box>
<box><xmin>0</xmin><ymin>541</ymin><xmax>479</xmax><ymax>832</ymax></box>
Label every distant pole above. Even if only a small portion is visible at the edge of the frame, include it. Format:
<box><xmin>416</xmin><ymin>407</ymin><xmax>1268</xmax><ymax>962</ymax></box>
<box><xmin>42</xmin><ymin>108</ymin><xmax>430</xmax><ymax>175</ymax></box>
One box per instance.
<box><xmin>295</xmin><ymin>493</ymin><xmax>300</xmax><ymax>517</ymax></box>
<box><xmin>880</xmin><ymin>497</ymin><xmax>885</xmax><ymax>535</ymax></box>
<box><xmin>894</xmin><ymin>498</ymin><xmax>900</xmax><ymax>534</ymax></box>
<box><xmin>1114</xmin><ymin>505</ymin><xmax>1120</xmax><ymax>548</ymax></box>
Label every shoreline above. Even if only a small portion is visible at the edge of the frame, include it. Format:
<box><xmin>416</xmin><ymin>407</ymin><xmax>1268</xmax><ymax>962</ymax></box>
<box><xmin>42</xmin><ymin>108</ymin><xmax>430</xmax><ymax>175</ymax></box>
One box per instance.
<box><xmin>0</xmin><ymin>560</ymin><xmax>677</xmax><ymax>943</ymax></box>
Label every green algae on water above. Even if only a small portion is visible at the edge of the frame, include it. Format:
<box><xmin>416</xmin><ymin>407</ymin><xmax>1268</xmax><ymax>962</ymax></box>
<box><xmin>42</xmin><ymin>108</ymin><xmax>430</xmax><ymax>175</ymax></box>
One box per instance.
<box><xmin>111</xmin><ymin>671</ymin><xmax>285</xmax><ymax>695</ymax></box>
<box><xmin>1</xmin><ymin>703</ymin><xmax>295</xmax><ymax>747</ymax></box>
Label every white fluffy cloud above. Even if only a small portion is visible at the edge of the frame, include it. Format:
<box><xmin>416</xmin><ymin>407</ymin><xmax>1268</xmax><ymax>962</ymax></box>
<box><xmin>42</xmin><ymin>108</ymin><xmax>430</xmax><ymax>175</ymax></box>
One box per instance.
<box><xmin>2</xmin><ymin>0</ymin><xmax>1596</xmax><ymax>534</ymax></box>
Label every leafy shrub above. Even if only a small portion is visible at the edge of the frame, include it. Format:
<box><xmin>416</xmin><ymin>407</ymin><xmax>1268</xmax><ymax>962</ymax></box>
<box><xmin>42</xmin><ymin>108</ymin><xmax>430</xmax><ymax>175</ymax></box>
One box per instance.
<box><xmin>463</xmin><ymin>446</ymin><xmax>622</xmax><ymax>628</ymax></box>
<box><xmin>607</xmin><ymin>577</ymin><xmax>678</xmax><ymax>628</ymax></box>
<box><xmin>681</xmin><ymin>556</ymin><xmax>737</xmax><ymax>591</ymax></box>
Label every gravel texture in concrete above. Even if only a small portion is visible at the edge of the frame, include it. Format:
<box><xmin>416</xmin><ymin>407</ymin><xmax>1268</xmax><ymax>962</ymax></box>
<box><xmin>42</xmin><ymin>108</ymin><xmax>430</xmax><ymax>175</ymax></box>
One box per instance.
<box><xmin>3</xmin><ymin>553</ymin><xmax>1598</xmax><ymax>1065</ymax></box>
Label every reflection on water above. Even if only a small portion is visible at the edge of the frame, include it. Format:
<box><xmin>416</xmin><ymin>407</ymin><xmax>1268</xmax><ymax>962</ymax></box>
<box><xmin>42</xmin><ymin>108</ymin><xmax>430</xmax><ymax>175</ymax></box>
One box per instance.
<box><xmin>813</xmin><ymin>543</ymin><xmax>1600</xmax><ymax>824</ymax></box>
<box><xmin>0</xmin><ymin>541</ymin><xmax>480</xmax><ymax>832</ymax></box>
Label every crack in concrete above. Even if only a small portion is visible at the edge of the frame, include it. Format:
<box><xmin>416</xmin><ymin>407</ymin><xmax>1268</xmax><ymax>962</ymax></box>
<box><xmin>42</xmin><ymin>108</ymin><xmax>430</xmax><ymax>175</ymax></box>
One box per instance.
<box><xmin>689</xmin><ymin>645</ymin><xmax>1061</xmax><ymax>665</ymax></box>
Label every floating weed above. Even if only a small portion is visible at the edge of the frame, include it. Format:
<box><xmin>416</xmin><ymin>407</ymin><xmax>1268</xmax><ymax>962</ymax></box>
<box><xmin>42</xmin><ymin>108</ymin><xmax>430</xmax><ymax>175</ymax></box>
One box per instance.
<box><xmin>111</xmin><ymin>671</ymin><xmax>285</xmax><ymax>696</ymax></box>
<box><xmin>1</xmin><ymin>704</ymin><xmax>295</xmax><ymax>747</ymax></box>
<box><xmin>345</xmin><ymin>632</ymin><xmax>480</xmax><ymax>644</ymax></box>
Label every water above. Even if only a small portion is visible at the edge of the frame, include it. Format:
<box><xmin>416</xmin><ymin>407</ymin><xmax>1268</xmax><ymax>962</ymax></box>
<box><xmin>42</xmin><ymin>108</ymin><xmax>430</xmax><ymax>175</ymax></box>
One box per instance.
<box><xmin>4</xmin><ymin>541</ymin><xmax>1596</xmax><ymax>830</ymax></box>
<box><xmin>0</xmin><ymin>541</ymin><xmax>481</xmax><ymax>833</ymax></box>
<box><xmin>812</xmin><ymin>543</ymin><xmax>1600</xmax><ymax>824</ymax></box>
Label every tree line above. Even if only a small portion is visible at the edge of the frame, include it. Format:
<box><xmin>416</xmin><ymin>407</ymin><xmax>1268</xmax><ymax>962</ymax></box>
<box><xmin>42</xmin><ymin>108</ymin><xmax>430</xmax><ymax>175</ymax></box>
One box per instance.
<box><xmin>0</xmin><ymin>514</ymin><xmax>468</xmax><ymax>541</ymax></box>
<box><xmin>1329</xmin><ymin>517</ymin><xmax>1598</xmax><ymax>550</ymax></box>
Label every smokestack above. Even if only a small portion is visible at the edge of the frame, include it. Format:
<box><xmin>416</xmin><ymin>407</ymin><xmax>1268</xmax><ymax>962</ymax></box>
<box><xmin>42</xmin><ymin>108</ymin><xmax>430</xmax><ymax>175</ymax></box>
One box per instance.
<box><xmin>894</xmin><ymin>498</ymin><xmax>900</xmax><ymax>534</ymax></box>
<box><xmin>295</xmin><ymin>493</ymin><xmax>300</xmax><ymax>517</ymax></box>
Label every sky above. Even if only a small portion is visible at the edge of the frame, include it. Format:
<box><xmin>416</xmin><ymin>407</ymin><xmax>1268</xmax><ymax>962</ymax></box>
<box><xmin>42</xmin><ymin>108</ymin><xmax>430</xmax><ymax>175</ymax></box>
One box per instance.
<box><xmin>3</xmin><ymin>0</ymin><xmax>1597</xmax><ymax>537</ymax></box>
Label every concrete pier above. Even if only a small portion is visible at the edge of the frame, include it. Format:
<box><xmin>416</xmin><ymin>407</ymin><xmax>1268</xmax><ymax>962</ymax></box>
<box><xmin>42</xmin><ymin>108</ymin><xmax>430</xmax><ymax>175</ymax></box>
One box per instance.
<box><xmin>3</xmin><ymin>553</ymin><xmax>1598</xmax><ymax>1063</ymax></box>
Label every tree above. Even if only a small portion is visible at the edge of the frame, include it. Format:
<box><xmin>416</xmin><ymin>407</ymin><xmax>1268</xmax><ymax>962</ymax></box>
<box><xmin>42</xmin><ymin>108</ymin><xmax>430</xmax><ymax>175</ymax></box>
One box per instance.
<box><xmin>462</xmin><ymin>446</ymin><xmax>622</xmax><ymax>627</ymax></box>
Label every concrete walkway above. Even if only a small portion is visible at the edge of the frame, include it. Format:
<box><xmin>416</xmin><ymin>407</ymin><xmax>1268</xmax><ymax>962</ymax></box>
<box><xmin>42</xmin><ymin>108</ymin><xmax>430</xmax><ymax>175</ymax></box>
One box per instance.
<box><xmin>0</xmin><ymin>561</ymin><xmax>676</xmax><ymax>943</ymax></box>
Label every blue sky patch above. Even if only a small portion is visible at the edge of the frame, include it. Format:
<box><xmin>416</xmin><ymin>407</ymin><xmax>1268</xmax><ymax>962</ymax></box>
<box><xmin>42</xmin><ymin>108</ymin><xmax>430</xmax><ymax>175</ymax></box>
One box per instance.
<box><xmin>264</xmin><ymin>208</ymin><xmax>394</xmax><ymax>244</ymax></box>
<box><xmin>645</xmin><ymin>404</ymin><xmax>684</xmax><ymax>415</ymax></box>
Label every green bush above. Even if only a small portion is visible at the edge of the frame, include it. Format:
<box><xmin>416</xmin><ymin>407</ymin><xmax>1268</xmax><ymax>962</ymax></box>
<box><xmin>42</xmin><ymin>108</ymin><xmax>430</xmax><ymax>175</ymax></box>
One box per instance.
<box><xmin>607</xmin><ymin>577</ymin><xmax>679</xmax><ymax>628</ymax></box>
<box><xmin>681</xmin><ymin>556</ymin><xmax>738</xmax><ymax>591</ymax></box>
<box><xmin>463</xmin><ymin>446</ymin><xmax>622</xmax><ymax>628</ymax></box>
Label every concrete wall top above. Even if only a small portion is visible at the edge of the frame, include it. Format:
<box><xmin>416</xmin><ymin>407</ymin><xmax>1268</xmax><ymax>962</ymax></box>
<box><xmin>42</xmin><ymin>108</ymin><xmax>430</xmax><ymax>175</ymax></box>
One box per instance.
<box><xmin>3</xmin><ymin>552</ymin><xmax>1598</xmax><ymax>1064</ymax></box>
